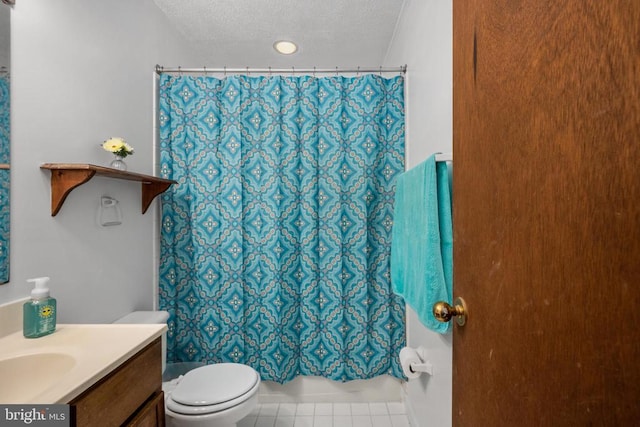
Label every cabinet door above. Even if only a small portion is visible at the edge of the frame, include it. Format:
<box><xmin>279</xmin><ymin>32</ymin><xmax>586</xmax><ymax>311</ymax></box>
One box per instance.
<box><xmin>125</xmin><ymin>391</ymin><xmax>165</xmax><ymax>427</ymax></box>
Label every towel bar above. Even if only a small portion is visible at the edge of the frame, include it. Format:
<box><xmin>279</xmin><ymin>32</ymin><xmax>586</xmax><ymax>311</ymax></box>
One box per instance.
<box><xmin>435</xmin><ymin>152</ymin><xmax>453</xmax><ymax>162</ymax></box>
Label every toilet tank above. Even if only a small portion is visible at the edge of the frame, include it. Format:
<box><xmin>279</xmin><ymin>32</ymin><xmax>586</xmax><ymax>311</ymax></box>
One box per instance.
<box><xmin>114</xmin><ymin>311</ymin><xmax>169</xmax><ymax>373</ymax></box>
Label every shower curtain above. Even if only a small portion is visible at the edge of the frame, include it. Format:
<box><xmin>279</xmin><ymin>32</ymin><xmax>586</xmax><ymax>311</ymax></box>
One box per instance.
<box><xmin>158</xmin><ymin>73</ymin><xmax>405</xmax><ymax>383</ymax></box>
<box><xmin>0</xmin><ymin>75</ymin><xmax>9</xmax><ymax>283</ymax></box>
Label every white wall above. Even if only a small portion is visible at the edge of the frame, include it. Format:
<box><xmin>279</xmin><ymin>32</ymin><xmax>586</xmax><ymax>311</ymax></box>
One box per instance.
<box><xmin>0</xmin><ymin>0</ymin><xmax>195</xmax><ymax>322</ymax></box>
<box><xmin>384</xmin><ymin>1</ymin><xmax>453</xmax><ymax>426</ymax></box>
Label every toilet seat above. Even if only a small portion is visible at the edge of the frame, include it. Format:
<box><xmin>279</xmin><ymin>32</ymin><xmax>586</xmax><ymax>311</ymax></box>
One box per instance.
<box><xmin>166</xmin><ymin>363</ymin><xmax>260</xmax><ymax>416</ymax></box>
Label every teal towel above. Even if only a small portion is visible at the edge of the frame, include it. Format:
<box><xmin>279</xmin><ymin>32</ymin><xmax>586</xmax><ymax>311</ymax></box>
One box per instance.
<box><xmin>391</xmin><ymin>154</ymin><xmax>453</xmax><ymax>333</ymax></box>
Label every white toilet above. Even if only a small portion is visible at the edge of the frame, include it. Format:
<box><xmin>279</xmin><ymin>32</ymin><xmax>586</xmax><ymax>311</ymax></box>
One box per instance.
<box><xmin>115</xmin><ymin>311</ymin><xmax>260</xmax><ymax>427</ymax></box>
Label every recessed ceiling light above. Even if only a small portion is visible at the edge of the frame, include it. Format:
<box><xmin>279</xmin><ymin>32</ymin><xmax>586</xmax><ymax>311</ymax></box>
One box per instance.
<box><xmin>274</xmin><ymin>40</ymin><xmax>298</xmax><ymax>55</ymax></box>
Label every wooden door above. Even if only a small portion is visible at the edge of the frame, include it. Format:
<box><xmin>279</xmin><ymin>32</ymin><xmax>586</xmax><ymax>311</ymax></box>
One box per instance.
<box><xmin>452</xmin><ymin>1</ymin><xmax>640</xmax><ymax>425</ymax></box>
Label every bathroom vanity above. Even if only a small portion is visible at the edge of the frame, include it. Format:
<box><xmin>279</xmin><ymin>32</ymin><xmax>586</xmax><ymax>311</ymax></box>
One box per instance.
<box><xmin>0</xmin><ymin>323</ymin><xmax>166</xmax><ymax>426</ymax></box>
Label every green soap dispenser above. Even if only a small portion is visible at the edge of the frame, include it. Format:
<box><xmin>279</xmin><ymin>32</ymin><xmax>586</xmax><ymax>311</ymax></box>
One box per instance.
<box><xmin>23</xmin><ymin>276</ymin><xmax>57</xmax><ymax>338</ymax></box>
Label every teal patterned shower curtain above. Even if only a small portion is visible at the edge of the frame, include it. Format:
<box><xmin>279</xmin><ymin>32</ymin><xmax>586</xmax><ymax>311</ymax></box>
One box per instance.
<box><xmin>158</xmin><ymin>73</ymin><xmax>405</xmax><ymax>383</ymax></box>
<box><xmin>0</xmin><ymin>75</ymin><xmax>9</xmax><ymax>283</ymax></box>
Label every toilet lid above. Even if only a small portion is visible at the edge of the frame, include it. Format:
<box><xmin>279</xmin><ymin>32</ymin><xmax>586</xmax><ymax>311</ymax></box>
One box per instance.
<box><xmin>170</xmin><ymin>363</ymin><xmax>259</xmax><ymax>407</ymax></box>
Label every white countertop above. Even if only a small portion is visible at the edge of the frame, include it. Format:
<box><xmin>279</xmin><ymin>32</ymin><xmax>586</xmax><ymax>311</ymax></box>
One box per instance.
<box><xmin>0</xmin><ymin>324</ymin><xmax>166</xmax><ymax>404</ymax></box>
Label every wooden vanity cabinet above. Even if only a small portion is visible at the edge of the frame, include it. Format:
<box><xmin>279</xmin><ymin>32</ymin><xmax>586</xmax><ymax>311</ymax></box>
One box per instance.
<box><xmin>69</xmin><ymin>338</ymin><xmax>165</xmax><ymax>427</ymax></box>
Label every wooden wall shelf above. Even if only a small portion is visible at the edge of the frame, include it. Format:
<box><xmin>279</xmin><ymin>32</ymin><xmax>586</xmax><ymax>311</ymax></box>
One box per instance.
<box><xmin>40</xmin><ymin>163</ymin><xmax>177</xmax><ymax>216</ymax></box>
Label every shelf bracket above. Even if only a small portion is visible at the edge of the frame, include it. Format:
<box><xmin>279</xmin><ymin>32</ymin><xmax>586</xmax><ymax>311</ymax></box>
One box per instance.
<box><xmin>49</xmin><ymin>169</ymin><xmax>97</xmax><ymax>216</ymax></box>
<box><xmin>141</xmin><ymin>181</ymin><xmax>173</xmax><ymax>214</ymax></box>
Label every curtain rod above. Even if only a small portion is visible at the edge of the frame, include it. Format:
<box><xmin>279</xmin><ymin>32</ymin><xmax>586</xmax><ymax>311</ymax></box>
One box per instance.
<box><xmin>155</xmin><ymin>64</ymin><xmax>407</xmax><ymax>76</ymax></box>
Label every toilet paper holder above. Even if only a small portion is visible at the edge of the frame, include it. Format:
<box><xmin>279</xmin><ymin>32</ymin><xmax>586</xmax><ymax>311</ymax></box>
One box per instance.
<box><xmin>400</xmin><ymin>346</ymin><xmax>433</xmax><ymax>378</ymax></box>
<box><xmin>409</xmin><ymin>347</ymin><xmax>433</xmax><ymax>375</ymax></box>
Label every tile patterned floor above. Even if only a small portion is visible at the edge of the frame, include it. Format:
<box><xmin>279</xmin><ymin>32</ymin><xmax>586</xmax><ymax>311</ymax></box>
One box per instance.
<box><xmin>238</xmin><ymin>402</ymin><xmax>411</xmax><ymax>427</ymax></box>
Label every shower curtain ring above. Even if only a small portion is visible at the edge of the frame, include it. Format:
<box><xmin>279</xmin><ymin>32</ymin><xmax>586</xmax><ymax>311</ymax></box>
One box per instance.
<box><xmin>203</xmin><ymin>66</ymin><xmax>207</xmax><ymax>76</ymax></box>
<box><xmin>313</xmin><ymin>66</ymin><xmax>316</xmax><ymax>78</ymax></box>
<box><xmin>178</xmin><ymin>66</ymin><xmax>182</xmax><ymax>76</ymax></box>
<box><xmin>335</xmin><ymin>66</ymin><xmax>338</xmax><ymax>77</ymax></box>
<box><xmin>292</xmin><ymin>66</ymin><xmax>295</xmax><ymax>76</ymax></box>
<box><xmin>379</xmin><ymin>66</ymin><xmax>382</xmax><ymax>76</ymax></box>
<box><xmin>357</xmin><ymin>66</ymin><xmax>360</xmax><ymax>77</ymax></box>
<box><xmin>269</xmin><ymin>66</ymin><xmax>272</xmax><ymax>78</ymax></box>
<box><xmin>224</xmin><ymin>66</ymin><xmax>227</xmax><ymax>77</ymax></box>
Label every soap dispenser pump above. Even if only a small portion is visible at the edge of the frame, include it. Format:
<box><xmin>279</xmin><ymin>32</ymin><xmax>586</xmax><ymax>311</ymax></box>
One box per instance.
<box><xmin>23</xmin><ymin>276</ymin><xmax>57</xmax><ymax>338</ymax></box>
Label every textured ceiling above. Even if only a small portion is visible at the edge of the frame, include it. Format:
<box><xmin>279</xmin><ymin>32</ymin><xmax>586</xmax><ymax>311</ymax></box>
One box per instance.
<box><xmin>152</xmin><ymin>0</ymin><xmax>406</xmax><ymax>68</ymax></box>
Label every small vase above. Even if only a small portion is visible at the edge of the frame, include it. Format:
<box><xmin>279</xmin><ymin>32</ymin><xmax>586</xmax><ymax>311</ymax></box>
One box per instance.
<box><xmin>110</xmin><ymin>155</ymin><xmax>127</xmax><ymax>171</ymax></box>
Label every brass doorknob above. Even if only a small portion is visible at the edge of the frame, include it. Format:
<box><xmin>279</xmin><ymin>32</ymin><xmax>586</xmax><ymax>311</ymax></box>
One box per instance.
<box><xmin>433</xmin><ymin>297</ymin><xmax>468</xmax><ymax>326</ymax></box>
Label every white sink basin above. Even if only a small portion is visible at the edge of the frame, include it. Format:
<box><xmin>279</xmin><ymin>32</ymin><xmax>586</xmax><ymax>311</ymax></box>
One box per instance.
<box><xmin>0</xmin><ymin>353</ymin><xmax>76</xmax><ymax>403</ymax></box>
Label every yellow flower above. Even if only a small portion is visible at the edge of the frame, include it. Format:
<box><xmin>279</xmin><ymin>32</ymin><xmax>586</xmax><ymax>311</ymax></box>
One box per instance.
<box><xmin>102</xmin><ymin>138</ymin><xmax>124</xmax><ymax>152</ymax></box>
<box><xmin>102</xmin><ymin>137</ymin><xmax>134</xmax><ymax>158</ymax></box>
